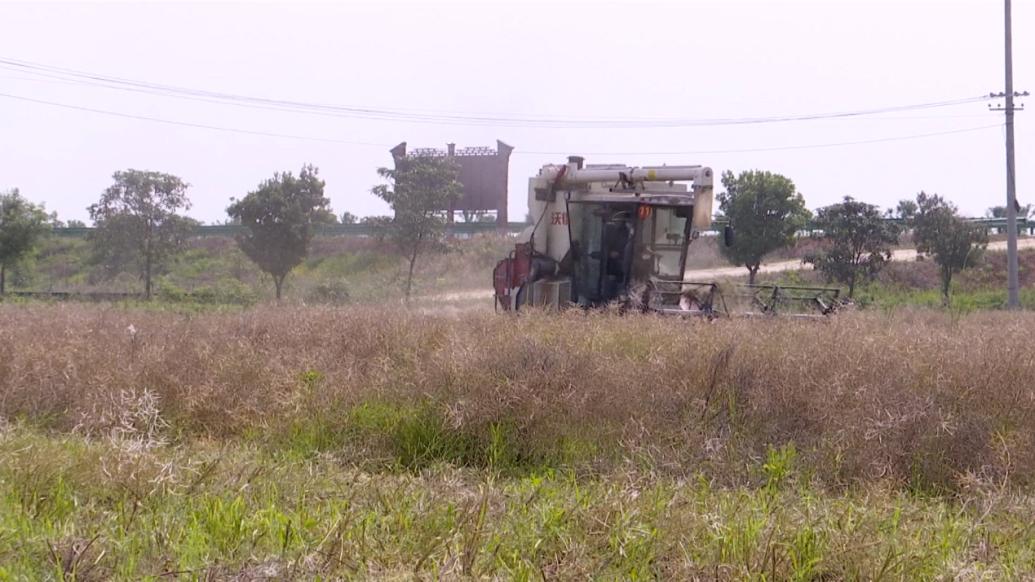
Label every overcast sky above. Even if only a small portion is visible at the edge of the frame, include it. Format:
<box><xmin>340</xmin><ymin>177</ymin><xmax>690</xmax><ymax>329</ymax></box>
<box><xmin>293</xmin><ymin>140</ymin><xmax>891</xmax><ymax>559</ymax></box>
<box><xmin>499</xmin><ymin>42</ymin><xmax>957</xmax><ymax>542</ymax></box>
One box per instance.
<box><xmin>0</xmin><ymin>0</ymin><xmax>1031</xmax><ymax>224</ymax></box>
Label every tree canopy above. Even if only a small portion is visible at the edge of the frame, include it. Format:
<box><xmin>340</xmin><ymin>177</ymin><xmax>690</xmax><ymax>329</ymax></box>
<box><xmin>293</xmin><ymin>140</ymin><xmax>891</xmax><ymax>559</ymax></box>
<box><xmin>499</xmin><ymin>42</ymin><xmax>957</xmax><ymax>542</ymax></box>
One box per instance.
<box><xmin>889</xmin><ymin>199</ymin><xmax>919</xmax><ymax>222</ymax></box>
<box><xmin>87</xmin><ymin>170</ymin><xmax>195</xmax><ymax>299</ymax></box>
<box><xmin>227</xmin><ymin>165</ymin><xmax>330</xmax><ymax>300</ymax></box>
<box><xmin>717</xmin><ymin>170</ymin><xmax>811</xmax><ymax>283</ymax></box>
<box><xmin>913</xmin><ymin>192</ymin><xmax>988</xmax><ymax>304</ymax></box>
<box><xmin>804</xmin><ymin>196</ymin><xmax>900</xmax><ymax>297</ymax></box>
<box><xmin>372</xmin><ymin>155</ymin><xmax>462</xmax><ymax>300</ymax></box>
<box><xmin>987</xmin><ymin>203</ymin><xmax>1032</xmax><ymax>219</ymax></box>
<box><xmin>0</xmin><ymin>189</ymin><xmax>51</xmax><ymax>294</ymax></box>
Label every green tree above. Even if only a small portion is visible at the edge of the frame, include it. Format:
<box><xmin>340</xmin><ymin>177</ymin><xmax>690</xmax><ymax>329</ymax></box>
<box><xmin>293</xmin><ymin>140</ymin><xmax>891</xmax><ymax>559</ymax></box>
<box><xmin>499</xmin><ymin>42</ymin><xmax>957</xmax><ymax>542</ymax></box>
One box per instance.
<box><xmin>717</xmin><ymin>170</ymin><xmax>811</xmax><ymax>283</ymax></box>
<box><xmin>804</xmin><ymin>196</ymin><xmax>900</xmax><ymax>297</ymax></box>
<box><xmin>0</xmin><ymin>189</ymin><xmax>50</xmax><ymax>294</ymax></box>
<box><xmin>359</xmin><ymin>215</ymin><xmax>393</xmax><ymax>242</ymax></box>
<box><xmin>913</xmin><ymin>192</ymin><xmax>988</xmax><ymax>305</ymax></box>
<box><xmin>340</xmin><ymin>211</ymin><xmax>359</xmax><ymax>224</ymax></box>
<box><xmin>987</xmin><ymin>203</ymin><xmax>1031</xmax><ymax>219</ymax></box>
<box><xmin>227</xmin><ymin>165</ymin><xmax>330</xmax><ymax>300</ymax></box>
<box><xmin>894</xmin><ymin>199</ymin><xmax>919</xmax><ymax>222</ymax></box>
<box><xmin>313</xmin><ymin>207</ymin><xmax>339</xmax><ymax>225</ymax></box>
<box><xmin>372</xmin><ymin>155</ymin><xmax>462</xmax><ymax>301</ymax></box>
<box><xmin>88</xmin><ymin>170</ymin><xmax>195</xmax><ymax>299</ymax></box>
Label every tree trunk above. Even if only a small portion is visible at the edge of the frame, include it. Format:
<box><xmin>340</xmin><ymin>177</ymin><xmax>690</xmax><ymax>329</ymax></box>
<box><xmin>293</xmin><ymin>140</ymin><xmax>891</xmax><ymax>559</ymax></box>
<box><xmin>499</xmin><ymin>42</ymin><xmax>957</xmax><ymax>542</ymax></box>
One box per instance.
<box><xmin>404</xmin><ymin>243</ymin><xmax>419</xmax><ymax>302</ymax></box>
<box><xmin>848</xmin><ymin>254</ymin><xmax>864</xmax><ymax>299</ymax></box>
<box><xmin>0</xmin><ymin>263</ymin><xmax>5</xmax><ymax>295</ymax></box>
<box><xmin>747</xmin><ymin>265</ymin><xmax>759</xmax><ymax>285</ymax></box>
<box><xmin>941</xmin><ymin>267</ymin><xmax>952</xmax><ymax>307</ymax></box>
<box><xmin>144</xmin><ymin>252</ymin><xmax>153</xmax><ymax>300</ymax></box>
<box><xmin>274</xmin><ymin>274</ymin><xmax>285</xmax><ymax>301</ymax></box>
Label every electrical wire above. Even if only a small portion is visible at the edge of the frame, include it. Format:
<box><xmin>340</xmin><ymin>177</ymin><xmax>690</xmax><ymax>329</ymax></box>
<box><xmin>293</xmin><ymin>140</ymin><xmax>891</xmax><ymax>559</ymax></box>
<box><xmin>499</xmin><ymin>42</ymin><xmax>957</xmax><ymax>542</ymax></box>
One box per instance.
<box><xmin>3</xmin><ymin>69</ymin><xmax>993</xmax><ymax>124</ymax></box>
<box><xmin>512</xmin><ymin>124</ymin><xmax>1005</xmax><ymax>156</ymax></box>
<box><xmin>0</xmin><ymin>56</ymin><xmax>992</xmax><ymax>129</ymax></box>
<box><xmin>0</xmin><ymin>91</ymin><xmax>1003</xmax><ymax>156</ymax></box>
<box><xmin>0</xmin><ymin>92</ymin><xmax>389</xmax><ymax>147</ymax></box>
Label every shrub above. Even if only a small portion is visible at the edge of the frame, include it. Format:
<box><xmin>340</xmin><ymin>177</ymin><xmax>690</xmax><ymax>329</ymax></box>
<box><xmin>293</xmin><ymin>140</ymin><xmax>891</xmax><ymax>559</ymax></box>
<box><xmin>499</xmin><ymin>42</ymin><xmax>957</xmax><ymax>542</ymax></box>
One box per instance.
<box><xmin>304</xmin><ymin>279</ymin><xmax>351</xmax><ymax>305</ymax></box>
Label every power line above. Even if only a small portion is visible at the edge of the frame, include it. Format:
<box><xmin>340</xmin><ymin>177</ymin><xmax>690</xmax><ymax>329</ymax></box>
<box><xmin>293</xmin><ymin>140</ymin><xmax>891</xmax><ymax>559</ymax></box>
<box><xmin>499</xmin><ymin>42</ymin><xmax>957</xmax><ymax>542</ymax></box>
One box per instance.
<box><xmin>512</xmin><ymin>124</ymin><xmax>1005</xmax><ymax>156</ymax></box>
<box><xmin>2</xmin><ymin>71</ymin><xmax>995</xmax><ymax>123</ymax></box>
<box><xmin>0</xmin><ymin>90</ymin><xmax>1003</xmax><ymax>157</ymax></box>
<box><xmin>0</xmin><ymin>55</ymin><xmax>992</xmax><ymax>129</ymax></box>
<box><xmin>0</xmin><ymin>92</ymin><xmax>389</xmax><ymax>147</ymax></box>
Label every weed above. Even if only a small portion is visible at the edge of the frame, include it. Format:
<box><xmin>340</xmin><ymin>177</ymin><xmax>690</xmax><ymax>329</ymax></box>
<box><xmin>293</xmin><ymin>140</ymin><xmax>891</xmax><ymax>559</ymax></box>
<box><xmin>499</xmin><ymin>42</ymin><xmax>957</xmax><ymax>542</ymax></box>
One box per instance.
<box><xmin>2</xmin><ymin>426</ymin><xmax>1035</xmax><ymax>578</ymax></box>
<box><xmin>763</xmin><ymin>444</ymin><xmax>798</xmax><ymax>492</ymax></box>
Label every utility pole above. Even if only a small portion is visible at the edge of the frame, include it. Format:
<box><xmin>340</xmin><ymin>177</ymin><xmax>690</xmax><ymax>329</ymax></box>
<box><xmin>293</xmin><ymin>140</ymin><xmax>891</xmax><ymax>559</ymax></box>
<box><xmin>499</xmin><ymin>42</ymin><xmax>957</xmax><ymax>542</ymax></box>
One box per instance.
<box><xmin>990</xmin><ymin>0</ymin><xmax>1028</xmax><ymax>309</ymax></box>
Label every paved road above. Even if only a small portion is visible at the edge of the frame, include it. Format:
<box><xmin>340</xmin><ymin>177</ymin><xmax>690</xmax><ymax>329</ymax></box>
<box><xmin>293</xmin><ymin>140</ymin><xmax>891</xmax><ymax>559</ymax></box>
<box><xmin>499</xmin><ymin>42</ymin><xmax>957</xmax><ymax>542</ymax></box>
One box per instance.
<box><xmin>427</xmin><ymin>238</ymin><xmax>1035</xmax><ymax>302</ymax></box>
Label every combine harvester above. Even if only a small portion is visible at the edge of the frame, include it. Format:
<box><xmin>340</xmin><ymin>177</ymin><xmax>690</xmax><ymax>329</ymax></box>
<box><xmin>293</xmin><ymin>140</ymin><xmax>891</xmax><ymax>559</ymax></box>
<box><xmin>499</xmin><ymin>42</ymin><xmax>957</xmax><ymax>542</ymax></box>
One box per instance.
<box><xmin>493</xmin><ymin>156</ymin><xmax>840</xmax><ymax>318</ymax></box>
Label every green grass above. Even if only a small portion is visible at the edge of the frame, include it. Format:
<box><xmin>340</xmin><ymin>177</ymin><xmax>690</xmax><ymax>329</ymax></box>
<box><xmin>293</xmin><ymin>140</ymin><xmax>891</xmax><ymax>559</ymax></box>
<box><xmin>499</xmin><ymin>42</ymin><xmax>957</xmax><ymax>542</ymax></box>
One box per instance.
<box><xmin>265</xmin><ymin>397</ymin><xmax>576</xmax><ymax>473</ymax></box>
<box><xmin>2</xmin><ymin>426</ymin><xmax>1034</xmax><ymax>579</ymax></box>
<box><xmin>12</xmin><ymin>233</ymin><xmax>1035</xmax><ymax>318</ymax></box>
<box><xmin>751</xmin><ymin>248</ymin><xmax>1035</xmax><ymax>313</ymax></box>
<box><xmin>855</xmin><ymin>284</ymin><xmax>1035</xmax><ymax>312</ymax></box>
<box><xmin>9</xmin><ymin>233</ymin><xmax>513</xmax><ymax>305</ymax></box>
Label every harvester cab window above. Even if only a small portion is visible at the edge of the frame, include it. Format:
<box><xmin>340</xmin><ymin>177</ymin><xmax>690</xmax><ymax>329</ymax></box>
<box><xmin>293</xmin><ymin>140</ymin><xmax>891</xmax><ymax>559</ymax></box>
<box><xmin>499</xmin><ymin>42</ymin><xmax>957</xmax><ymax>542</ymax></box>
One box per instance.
<box><xmin>567</xmin><ymin>201</ymin><xmax>638</xmax><ymax>306</ymax></box>
<box><xmin>567</xmin><ymin>201</ymin><xmax>603</xmax><ymax>305</ymax></box>
<box><xmin>639</xmin><ymin>206</ymin><xmax>691</xmax><ymax>279</ymax></box>
<box><xmin>602</xmin><ymin>211</ymin><xmax>634</xmax><ymax>299</ymax></box>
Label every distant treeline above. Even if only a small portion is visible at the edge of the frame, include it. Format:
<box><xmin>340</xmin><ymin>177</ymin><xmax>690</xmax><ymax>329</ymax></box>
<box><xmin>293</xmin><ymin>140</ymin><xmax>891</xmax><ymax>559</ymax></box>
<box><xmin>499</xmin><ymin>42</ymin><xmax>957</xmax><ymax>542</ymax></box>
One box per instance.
<box><xmin>46</xmin><ymin>217</ymin><xmax>1032</xmax><ymax>239</ymax></box>
<box><xmin>48</xmin><ymin>221</ymin><xmax>527</xmax><ymax>238</ymax></box>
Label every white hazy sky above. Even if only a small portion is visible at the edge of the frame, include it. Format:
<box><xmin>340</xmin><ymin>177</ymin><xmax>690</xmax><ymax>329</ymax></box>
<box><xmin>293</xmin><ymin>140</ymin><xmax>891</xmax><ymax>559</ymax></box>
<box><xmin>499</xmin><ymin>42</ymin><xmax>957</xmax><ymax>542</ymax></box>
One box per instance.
<box><xmin>0</xmin><ymin>0</ymin><xmax>1031</xmax><ymax>224</ymax></box>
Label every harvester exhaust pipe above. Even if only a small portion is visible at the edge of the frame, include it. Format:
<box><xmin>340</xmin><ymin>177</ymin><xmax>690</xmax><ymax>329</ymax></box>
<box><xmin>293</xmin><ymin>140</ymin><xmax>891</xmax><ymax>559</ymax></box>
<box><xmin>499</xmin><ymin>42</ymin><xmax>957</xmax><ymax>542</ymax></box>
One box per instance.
<box><xmin>556</xmin><ymin>165</ymin><xmax>709</xmax><ymax>186</ymax></box>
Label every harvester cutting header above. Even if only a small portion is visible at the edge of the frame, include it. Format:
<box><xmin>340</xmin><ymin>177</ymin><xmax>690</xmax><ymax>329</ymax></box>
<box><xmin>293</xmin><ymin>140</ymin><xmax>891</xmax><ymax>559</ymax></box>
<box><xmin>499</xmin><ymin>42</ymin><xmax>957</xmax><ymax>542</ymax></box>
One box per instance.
<box><xmin>493</xmin><ymin>156</ymin><xmax>840</xmax><ymax>317</ymax></box>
